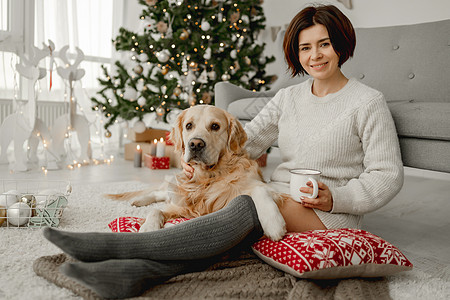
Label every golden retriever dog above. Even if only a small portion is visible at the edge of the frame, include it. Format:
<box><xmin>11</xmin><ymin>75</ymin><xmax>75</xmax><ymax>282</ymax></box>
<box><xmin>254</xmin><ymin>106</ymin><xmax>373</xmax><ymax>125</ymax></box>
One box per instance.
<box><xmin>108</xmin><ymin>105</ymin><xmax>287</xmax><ymax>241</ymax></box>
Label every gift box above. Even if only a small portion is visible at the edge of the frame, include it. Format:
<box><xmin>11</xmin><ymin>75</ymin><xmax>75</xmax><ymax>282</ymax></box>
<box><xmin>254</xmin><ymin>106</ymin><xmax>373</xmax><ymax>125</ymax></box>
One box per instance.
<box><xmin>144</xmin><ymin>154</ymin><xmax>170</xmax><ymax>169</ymax></box>
<box><xmin>127</xmin><ymin>128</ymin><xmax>169</xmax><ymax>143</ymax></box>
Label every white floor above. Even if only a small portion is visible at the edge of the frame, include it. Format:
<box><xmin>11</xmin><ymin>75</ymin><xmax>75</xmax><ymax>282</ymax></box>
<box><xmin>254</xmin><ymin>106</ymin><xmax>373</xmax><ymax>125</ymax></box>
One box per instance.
<box><xmin>1</xmin><ymin>146</ymin><xmax>450</xmax><ymax>295</ymax></box>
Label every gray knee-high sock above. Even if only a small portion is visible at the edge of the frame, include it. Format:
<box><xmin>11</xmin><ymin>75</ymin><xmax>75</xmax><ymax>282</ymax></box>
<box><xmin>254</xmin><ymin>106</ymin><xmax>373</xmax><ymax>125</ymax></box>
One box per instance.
<box><xmin>44</xmin><ymin>195</ymin><xmax>263</xmax><ymax>262</ymax></box>
<box><xmin>61</xmin><ymin>257</ymin><xmax>215</xmax><ymax>299</ymax></box>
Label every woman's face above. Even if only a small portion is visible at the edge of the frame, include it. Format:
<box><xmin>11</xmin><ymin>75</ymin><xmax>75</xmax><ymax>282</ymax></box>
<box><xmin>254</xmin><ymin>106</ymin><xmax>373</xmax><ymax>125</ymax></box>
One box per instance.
<box><xmin>298</xmin><ymin>24</ymin><xmax>341</xmax><ymax>81</ymax></box>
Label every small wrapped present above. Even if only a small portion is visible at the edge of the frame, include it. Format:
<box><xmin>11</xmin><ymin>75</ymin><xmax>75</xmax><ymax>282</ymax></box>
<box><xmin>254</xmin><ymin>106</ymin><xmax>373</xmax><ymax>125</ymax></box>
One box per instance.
<box><xmin>143</xmin><ymin>153</ymin><xmax>170</xmax><ymax>169</ymax></box>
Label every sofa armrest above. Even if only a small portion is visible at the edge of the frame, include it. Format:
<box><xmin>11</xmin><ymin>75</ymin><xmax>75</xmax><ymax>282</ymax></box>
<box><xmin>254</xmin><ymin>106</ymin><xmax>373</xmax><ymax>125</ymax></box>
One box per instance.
<box><xmin>214</xmin><ymin>81</ymin><xmax>278</xmax><ymax>111</ymax></box>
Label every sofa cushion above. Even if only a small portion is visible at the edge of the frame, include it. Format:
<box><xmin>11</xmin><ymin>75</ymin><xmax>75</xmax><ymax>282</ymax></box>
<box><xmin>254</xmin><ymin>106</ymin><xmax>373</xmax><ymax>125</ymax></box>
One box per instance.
<box><xmin>228</xmin><ymin>97</ymin><xmax>272</xmax><ymax>120</ymax></box>
<box><xmin>388</xmin><ymin>101</ymin><xmax>450</xmax><ymax>141</ymax></box>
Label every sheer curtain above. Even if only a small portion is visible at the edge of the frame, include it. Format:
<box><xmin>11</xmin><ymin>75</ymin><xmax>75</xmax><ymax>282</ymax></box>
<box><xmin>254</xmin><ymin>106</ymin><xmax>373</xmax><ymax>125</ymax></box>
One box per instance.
<box><xmin>34</xmin><ymin>0</ymin><xmax>118</xmax><ymax>103</ymax></box>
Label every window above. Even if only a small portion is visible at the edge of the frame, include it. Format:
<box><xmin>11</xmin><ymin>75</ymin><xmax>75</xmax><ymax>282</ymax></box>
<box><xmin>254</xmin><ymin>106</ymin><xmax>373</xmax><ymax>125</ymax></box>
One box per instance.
<box><xmin>1</xmin><ymin>0</ymin><xmax>8</xmax><ymax>30</ymax></box>
<box><xmin>0</xmin><ymin>0</ymin><xmax>25</xmax><ymax>100</ymax></box>
<box><xmin>0</xmin><ymin>0</ymin><xmax>122</xmax><ymax>102</ymax></box>
<box><xmin>34</xmin><ymin>0</ymin><xmax>115</xmax><ymax>102</ymax></box>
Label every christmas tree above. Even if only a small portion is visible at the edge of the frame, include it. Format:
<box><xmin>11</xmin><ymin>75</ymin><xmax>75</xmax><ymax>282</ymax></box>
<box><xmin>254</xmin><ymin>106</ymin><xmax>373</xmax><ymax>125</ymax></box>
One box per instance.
<box><xmin>91</xmin><ymin>0</ymin><xmax>275</xmax><ymax>132</ymax></box>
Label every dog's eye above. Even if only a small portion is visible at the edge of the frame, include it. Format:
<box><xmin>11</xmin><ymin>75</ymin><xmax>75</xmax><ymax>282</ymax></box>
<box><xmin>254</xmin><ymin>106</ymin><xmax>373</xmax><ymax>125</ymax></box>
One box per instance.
<box><xmin>211</xmin><ymin>123</ymin><xmax>220</xmax><ymax>131</ymax></box>
<box><xmin>185</xmin><ymin>122</ymin><xmax>192</xmax><ymax>130</ymax></box>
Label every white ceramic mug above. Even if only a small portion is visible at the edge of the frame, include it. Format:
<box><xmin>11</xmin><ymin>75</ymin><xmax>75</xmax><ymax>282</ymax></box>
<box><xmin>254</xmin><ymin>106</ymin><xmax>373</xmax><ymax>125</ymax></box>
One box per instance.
<box><xmin>289</xmin><ymin>169</ymin><xmax>321</xmax><ymax>203</ymax></box>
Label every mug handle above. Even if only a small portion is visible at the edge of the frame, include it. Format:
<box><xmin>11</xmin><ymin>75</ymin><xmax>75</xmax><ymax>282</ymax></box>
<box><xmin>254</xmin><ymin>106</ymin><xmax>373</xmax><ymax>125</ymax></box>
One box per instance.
<box><xmin>308</xmin><ymin>177</ymin><xmax>319</xmax><ymax>198</ymax></box>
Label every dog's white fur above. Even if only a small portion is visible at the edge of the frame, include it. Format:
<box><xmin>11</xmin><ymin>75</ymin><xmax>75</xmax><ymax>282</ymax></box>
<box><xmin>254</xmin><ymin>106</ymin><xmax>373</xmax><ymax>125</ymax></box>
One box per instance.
<box><xmin>107</xmin><ymin>105</ymin><xmax>288</xmax><ymax>241</ymax></box>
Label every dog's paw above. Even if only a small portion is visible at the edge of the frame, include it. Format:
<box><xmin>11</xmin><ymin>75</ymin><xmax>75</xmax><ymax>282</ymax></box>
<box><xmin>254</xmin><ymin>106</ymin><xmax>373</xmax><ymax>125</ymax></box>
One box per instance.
<box><xmin>139</xmin><ymin>208</ymin><xmax>165</xmax><ymax>232</ymax></box>
<box><xmin>132</xmin><ymin>191</ymin><xmax>169</xmax><ymax>207</ymax></box>
<box><xmin>260</xmin><ymin>210</ymin><xmax>286</xmax><ymax>241</ymax></box>
<box><xmin>132</xmin><ymin>197</ymin><xmax>154</xmax><ymax>207</ymax></box>
<box><xmin>250</xmin><ymin>186</ymin><xmax>286</xmax><ymax>241</ymax></box>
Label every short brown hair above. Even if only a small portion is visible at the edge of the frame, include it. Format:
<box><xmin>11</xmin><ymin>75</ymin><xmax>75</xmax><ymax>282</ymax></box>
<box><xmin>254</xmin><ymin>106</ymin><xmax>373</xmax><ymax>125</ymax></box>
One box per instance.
<box><xmin>283</xmin><ymin>5</ymin><xmax>356</xmax><ymax>77</ymax></box>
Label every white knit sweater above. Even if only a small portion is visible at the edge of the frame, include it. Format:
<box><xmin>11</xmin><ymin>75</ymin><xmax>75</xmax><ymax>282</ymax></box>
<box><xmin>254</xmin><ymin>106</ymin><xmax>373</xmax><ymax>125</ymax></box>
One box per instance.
<box><xmin>244</xmin><ymin>78</ymin><xmax>404</xmax><ymax>229</ymax></box>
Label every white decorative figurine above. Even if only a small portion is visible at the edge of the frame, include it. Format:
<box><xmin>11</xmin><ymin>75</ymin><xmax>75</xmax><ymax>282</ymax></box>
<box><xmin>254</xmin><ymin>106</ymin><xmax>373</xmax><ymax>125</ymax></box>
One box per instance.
<box><xmin>50</xmin><ymin>45</ymin><xmax>92</xmax><ymax>164</ymax></box>
<box><xmin>0</xmin><ymin>43</ymin><xmax>52</xmax><ymax>171</ymax></box>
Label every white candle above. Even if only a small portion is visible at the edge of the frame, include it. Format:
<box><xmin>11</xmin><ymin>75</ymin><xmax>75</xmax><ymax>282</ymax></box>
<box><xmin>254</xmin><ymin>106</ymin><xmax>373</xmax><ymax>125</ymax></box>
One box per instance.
<box><xmin>150</xmin><ymin>139</ymin><xmax>157</xmax><ymax>156</ymax></box>
<box><xmin>156</xmin><ymin>137</ymin><xmax>166</xmax><ymax>157</ymax></box>
<box><xmin>134</xmin><ymin>145</ymin><xmax>142</xmax><ymax>167</ymax></box>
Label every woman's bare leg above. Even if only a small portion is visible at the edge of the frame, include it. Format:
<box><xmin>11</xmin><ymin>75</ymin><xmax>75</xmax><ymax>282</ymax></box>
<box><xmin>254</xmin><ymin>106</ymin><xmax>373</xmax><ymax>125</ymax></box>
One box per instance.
<box><xmin>279</xmin><ymin>198</ymin><xmax>326</xmax><ymax>232</ymax></box>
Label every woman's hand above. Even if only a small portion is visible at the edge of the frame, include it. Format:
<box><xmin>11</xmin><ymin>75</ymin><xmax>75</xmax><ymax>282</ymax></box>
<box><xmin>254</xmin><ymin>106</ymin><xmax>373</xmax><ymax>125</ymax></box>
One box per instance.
<box><xmin>181</xmin><ymin>157</ymin><xmax>194</xmax><ymax>179</ymax></box>
<box><xmin>299</xmin><ymin>181</ymin><xmax>333</xmax><ymax>212</ymax></box>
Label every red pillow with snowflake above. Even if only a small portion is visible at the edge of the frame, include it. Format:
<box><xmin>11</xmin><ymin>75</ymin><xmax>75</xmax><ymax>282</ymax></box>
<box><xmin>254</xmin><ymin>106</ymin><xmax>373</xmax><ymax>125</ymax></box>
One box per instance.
<box><xmin>252</xmin><ymin>228</ymin><xmax>413</xmax><ymax>279</ymax></box>
<box><xmin>108</xmin><ymin>218</ymin><xmax>412</xmax><ymax>279</ymax></box>
<box><xmin>108</xmin><ymin>217</ymin><xmax>190</xmax><ymax>232</ymax></box>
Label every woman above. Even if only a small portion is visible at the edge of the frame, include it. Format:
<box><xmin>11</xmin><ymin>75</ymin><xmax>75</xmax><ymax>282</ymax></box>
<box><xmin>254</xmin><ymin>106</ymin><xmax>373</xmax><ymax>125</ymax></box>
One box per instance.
<box><xmin>44</xmin><ymin>5</ymin><xmax>403</xmax><ymax>298</ymax></box>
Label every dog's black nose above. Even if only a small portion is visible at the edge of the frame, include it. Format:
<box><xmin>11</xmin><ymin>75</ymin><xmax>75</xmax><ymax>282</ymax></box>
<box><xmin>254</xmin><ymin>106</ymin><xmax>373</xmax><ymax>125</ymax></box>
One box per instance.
<box><xmin>189</xmin><ymin>138</ymin><xmax>206</xmax><ymax>152</ymax></box>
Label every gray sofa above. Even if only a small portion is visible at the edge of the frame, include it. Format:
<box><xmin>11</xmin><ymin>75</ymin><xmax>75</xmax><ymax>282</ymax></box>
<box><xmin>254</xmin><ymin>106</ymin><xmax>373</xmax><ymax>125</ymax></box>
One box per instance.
<box><xmin>215</xmin><ymin>19</ymin><xmax>450</xmax><ymax>173</ymax></box>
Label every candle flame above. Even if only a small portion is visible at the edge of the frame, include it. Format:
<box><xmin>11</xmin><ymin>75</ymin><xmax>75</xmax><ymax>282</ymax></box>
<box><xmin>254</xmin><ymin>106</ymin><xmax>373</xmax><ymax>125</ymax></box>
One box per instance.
<box><xmin>153</xmin><ymin>139</ymin><xmax>157</xmax><ymax>144</ymax></box>
<box><xmin>160</xmin><ymin>137</ymin><xmax>164</xmax><ymax>142</ymax></box>
<box><xmin>137</xmin><ymin>145</ymin><xmax>141</xmax><ymax>150</ymax></box>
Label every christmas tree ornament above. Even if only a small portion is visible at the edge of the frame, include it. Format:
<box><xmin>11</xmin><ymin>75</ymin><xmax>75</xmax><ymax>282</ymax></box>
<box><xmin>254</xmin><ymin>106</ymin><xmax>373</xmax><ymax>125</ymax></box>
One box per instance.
<box><xmin>161</xmin><ymin>66</ymin><xmax>169</xmax><ymax>75</ymax></box>
<box><xmin>134</xmin><ymin>64</ymin><xmax>144</xmax><ymax>75</ymax></box>
<box><xmin>145</xmin><ymin>0</ymin><xmax>157</xmax><ymax>5</ymax></box>
<box><xmin>20</xmin><ymin>194</ymin><xmax>37</xmax><ymax>210</ymax></box>
<box><xmin>156</xmin><ymin>21</ymin><xmax>168</xmax><ymax>33</ymax></box>
<box><xmin>105</xmin><ymin>130</ymin><xmax>112</xmax><ymax>138</ymax></box>
<box><xmin>0</xmin><ymin>190</ymin><xmax>20</xmax><ymax>208</ymax></box>
<box><xmin>201</xmin><ymin>20</ymin><xmax>211</xmax><ymax>31</ymax></box>
<box><xmin>203</xmin><ymin>48</ymin><xmax>212</xmax><ymax>60</ymax></box>
<box><xmin>198</xmin><ymin>69</ymin><xmax>209</xmax><ymax>84</ymax></box>
<box><xmin>189</xmin><ymin>61</ymin><xmax>198</xmax><ymax>70</ymax></box>
<box><xmin>123</xmin><ymin>87</ymin><xmax>138</xmax><ymax>100</ymax></box>
<box><xmin>180</xmin><ymin>29</ymin><xmax>189</xmax><ymax>40</ymax></box>
<box><xmin>221</xmin><ymin>72</ymin><xmax>231</xmax><ymax>81</ymax></box>
<box><xmin>258</xmin><ymin>57</ymin><xmax>267</xmax><ymax>64</ymax></box>
<box><xmin>173</xmin><ymin>87</ymin><xmax>182</xmax><ymax>96</ymax></box>
<box><xmin>208</xmin><ymin>70</ymin><xmax>217</xmax><ymax>80</ymax></box>
<box><xmin>244</xmin><ymin>56</ymin><xmax>251</xmax><ymax>65</ymax></box>
<box><xmin>181</xmin><ymin>58</ymin><xmax>188</xmax><ymax>73</ymax></box>
<box><xmin>7</xmin><ymin>202</ymin><xmax>31</xmax><ymax>226</ymax></box>
<box><xmin>156</xmin><ymin>50</ymin><xmax>170</xmax><ymax>63</ymax></box>
<box><xmin>138</xmin><ymin>53</ymin><xmax>149</xmax><ymax>62</ymax></box>
<box><xmin>230</xmin><ymin>49</ymin><xmax>238</xmax><ymax>59</ymax></box>
<box><xmin>137</xmin><ymin>97</ymin><xmax>146</xmax><ymax>106</ymax></box>
<box><xmin>230</xmin><ymin>12</ymin><xmax>240</xmax><ymax>24</ymax></box>
<box><xmin>133</xmin><ymin>120</ymin><xmax>146</xmax><ymax>133</ymax></box>
<box><xmin>156</xmin><ymin>106</ymin><xmax>165</xmax><ymax>116</ymax></box>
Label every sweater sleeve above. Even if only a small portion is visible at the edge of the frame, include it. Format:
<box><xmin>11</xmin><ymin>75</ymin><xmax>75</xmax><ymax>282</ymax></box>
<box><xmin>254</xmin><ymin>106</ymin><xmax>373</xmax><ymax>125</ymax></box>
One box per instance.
<box><xmin>329</xmin><ymin>94</ymin><xmax>404</xmax><ymax>215</ymax></box>
<box><xmin>244</xmin><ymin>89</ymin><xmax>285</xmax><ymax>159</ymax></box>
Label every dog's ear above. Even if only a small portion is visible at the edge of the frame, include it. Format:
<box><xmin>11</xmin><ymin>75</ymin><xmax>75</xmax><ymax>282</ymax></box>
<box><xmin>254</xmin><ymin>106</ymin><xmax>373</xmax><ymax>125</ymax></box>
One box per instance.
<box><xmin>227</xmin><ymin>113</ymin><xmax>247</xmax><ymax>153</ymax></box>
<box><xmin>170</xmin><ymin>109</ymin><xmax>186</xmax><ymax>153</ymax></box>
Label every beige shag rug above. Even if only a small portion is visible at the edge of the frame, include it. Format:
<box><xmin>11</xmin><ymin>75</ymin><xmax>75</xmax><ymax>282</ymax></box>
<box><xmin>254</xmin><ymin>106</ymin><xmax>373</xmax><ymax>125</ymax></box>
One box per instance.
<box><xmin>33</xmin><ymin>252</ymin><xmax>391</xmax><ymax>300</ymax></box>
<box><xmin>1</xmin><ymin>181</ymin><xmax>448</xmax><ymax>299</ymax></box>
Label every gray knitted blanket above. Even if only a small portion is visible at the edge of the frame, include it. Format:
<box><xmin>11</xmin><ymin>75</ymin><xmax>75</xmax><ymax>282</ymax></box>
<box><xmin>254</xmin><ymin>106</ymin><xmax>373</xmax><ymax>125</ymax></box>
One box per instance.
<box><xmin>33</xmin><ymin>252</ymin><xmax>391</xmax><ymax>299</ymax></box>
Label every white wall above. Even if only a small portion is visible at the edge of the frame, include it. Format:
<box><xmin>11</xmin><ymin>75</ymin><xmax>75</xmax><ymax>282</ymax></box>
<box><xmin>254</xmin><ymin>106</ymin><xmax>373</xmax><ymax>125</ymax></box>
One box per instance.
<box><xmin>122</xmin><ymin>0</ymin><xmax>450</xmax><ymax>80</ymax></box>
<box><xmin>260</xmin><ymin>0</ymin><xmax>450</xmax><ymax>75</ymax></box>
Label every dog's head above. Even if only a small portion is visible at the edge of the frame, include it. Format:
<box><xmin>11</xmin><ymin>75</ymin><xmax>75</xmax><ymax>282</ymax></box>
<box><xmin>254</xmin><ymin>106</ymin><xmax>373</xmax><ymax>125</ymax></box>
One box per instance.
<box><xmin>170</xmin><ymin>105</ymin><xmax>247</xmax><ymax>167</ymax></box>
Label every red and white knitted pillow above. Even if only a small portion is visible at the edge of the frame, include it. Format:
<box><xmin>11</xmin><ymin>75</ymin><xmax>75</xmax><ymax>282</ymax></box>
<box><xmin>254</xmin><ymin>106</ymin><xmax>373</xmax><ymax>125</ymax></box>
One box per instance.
<box><xmin>252</xmin><ymin>228</ymin><xmax>413</xmax><ymax>279</ymax></box>
<box><xmin>108</xmin><ymin>218</ymin><xmax>412</xmax><ymax>279</ymax></box>
<box><xmin>108</xmin><ymin>217</ymin><xmax>189</xmax><ymax>232</ymax></box>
